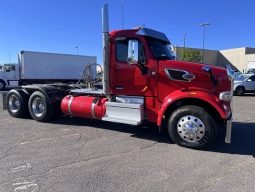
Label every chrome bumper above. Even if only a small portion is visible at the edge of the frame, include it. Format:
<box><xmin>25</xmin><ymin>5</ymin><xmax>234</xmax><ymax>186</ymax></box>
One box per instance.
<box><xmin>225</xmin><ymin>64</ymin><xmax>234</xmax><ymax>144</ymax></box>
<box><xmin>225</xmin><ymin>118</ymin><xmax>232</xmax><ymax>143</ymax></box>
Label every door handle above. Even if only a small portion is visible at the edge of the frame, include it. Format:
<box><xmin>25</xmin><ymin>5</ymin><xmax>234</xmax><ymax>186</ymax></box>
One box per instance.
<box><xmin>114</xmin><ymin>86</ymin><xmax>124</xmax><ymax>90</ymax></box>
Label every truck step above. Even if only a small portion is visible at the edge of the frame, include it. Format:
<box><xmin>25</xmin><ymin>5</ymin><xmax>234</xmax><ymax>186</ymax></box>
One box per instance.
<box><xmin>102</xmin><ymin>101</ymin><xmax>144</xmax><ymax>125</ymax></box>
<box><xmin>102</xmin><ymin>117</ymin><xmax>141</xmax><ymax>125</ymax></box>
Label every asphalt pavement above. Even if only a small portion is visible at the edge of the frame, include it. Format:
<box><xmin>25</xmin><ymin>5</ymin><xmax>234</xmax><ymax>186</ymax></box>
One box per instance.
<box><xmin>0</xmin><ymin>95</ymin><xmax>254</xmax><ymax>192</ymax></box>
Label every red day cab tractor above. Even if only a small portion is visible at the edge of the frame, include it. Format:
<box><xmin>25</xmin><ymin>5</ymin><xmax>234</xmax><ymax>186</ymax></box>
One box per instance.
<box><xmin>6</xmin><ymin>4</ymin><xmax>234</xmax><ymax>149</ymax></box>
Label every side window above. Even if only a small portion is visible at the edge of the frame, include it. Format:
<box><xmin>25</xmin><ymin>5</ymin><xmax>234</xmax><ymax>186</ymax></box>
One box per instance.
<box><xmin>249</xmin><ymin>76</ymin><xmax>255</xmax><ymax>81</ymax></box>
<box><xmin>115</xmin><ymin>38</ymin><xmax>146</xmax><ymax>64</ymax></box>
<box><xmin>5</xmin><ymin>65</ymin><xmax>15</xmax><ymax>72</ymax></box>
<box><xmin>116</xmin><ymin>39</ymin><xmax>128</xmax><ymax>62</ymax></box>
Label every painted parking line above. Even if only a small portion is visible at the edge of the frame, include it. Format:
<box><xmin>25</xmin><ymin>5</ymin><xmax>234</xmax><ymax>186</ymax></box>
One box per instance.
<box><xmin>13</xmin><ymin>180</ymin><xmax>38</xmax><ymax>192</ymax></box>
<box><xmin>11</xmin><ymin>163</ymin><xmax>31</xmax><ymax>173</ymax></box>
<box><xmin>19</xmin><ymin>133</ymin><xmax>80</xmax><ymax>145</ymax></box>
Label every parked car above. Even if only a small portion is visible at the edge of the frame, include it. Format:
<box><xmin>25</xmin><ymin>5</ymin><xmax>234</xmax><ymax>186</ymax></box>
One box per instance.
<box><xmin>233</xmin><ymin>71</ymin><xmax>242</xmax><ymax>80</ymax></box>
<box><xmin>234</xmin><ymin>74</ymin><xmax>255</xmax><ymax>95</ymax></box>
<box><xmin>246</xmin><ymin>68</ymin><xmax>255</xmax><ymax>74</ymax></box>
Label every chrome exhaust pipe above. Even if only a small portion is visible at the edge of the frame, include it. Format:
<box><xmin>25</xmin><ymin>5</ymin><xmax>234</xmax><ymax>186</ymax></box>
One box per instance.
<box><xmin>102</xmin><ymin>4</ymin><xmax>110</xmax><ymax>99</ymax></box>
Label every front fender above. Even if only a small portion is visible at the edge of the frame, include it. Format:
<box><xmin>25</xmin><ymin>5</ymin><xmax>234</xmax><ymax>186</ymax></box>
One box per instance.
<box><xmin>157</xmin><ymin>90</ymin><xmax>229</xmax><ymax>127</ymax></box>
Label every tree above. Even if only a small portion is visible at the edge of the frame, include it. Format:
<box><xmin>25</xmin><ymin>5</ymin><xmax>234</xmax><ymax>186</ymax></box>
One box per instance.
<box><xmin>182</xmin><ymin>49</ymin><xmax>202</xmax><ymax>63</ymax></box>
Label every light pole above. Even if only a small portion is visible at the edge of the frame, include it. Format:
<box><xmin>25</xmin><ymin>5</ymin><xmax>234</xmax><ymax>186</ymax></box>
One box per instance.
<box><xmin>182</xmin><ymin>32</ymin><xmax>186</xmax><ymax>60</ymax></box>
<box><xmin>200</xmin><ymin>22</ymin><xmax>210</xmax><ymax>63</ymax></box>
<box><xmin>75</xmin><ymin>46</ymin><xmax>79</xmax><ymax>55</ymax></box>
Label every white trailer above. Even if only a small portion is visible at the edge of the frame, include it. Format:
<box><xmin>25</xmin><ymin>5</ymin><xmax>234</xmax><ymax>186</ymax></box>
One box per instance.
<box><xmin>0</xmin><ymin>51</ymin><xmax>97</xmax><ymax>90</ymax></box>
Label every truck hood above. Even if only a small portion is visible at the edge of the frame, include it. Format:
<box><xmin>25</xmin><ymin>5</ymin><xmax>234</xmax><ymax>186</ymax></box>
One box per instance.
<box><xmin>234</xmin><ymin>80</ymin><xmax>244</xmax><ymax>83</ymax></box>
<box><xmin>159</xmin><ymin>60</ymin><xmax>231</xmax><ymax>94</ymax></box>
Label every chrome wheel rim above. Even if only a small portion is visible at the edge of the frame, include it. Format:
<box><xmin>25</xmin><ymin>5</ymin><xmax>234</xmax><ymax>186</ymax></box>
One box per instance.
<box><xmin>32</xmin><ymin>97</ymin><xmax>45</xmax><ymax>117</ymax></box>
<box><xmin>177</xmin><ymin>115</ymin><xmax>205</xmax><ymax>142</ymax></box>
<box><xmin>8</xmin><ymin>95</ymin><xmax>20</xmax><ymax>113</ymax></box>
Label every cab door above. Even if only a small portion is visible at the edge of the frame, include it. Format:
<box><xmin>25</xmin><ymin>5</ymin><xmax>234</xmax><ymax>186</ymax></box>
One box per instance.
<box><xmin>5</xmin><ymin>64</ymin><xmax>17</xmax><ymax>80</ymax></box>
<box><xmin>111</xmin><ymin>37</ymin><xmax>149</xmax><ymax>96</ymax></box>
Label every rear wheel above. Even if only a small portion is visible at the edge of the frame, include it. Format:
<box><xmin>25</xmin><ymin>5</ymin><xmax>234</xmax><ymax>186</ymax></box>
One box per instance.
<box><xmin>7</xmin><ymin>89</ymin><xmax>29</xmax><ymax>118</ymax></box>
<box><xmin>235</xmin><ymin>87</ymin><xmax>245</xmax><ymax>96</ymax></box>
<box><xmin>28</xmin><ymin>91</ymin><xmax>55</xmax><ymax>122</ymax></box>
<box><xmin>168</xmin><ymin>105</ymin><xmax>218</xmax><ymax>149</ymax></box>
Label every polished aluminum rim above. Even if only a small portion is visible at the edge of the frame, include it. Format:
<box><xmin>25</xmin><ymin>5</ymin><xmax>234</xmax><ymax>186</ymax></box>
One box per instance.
<box><xmin>32</xmin><ymin>97</ymin><xmax>45</xmax><ymax>117</ymax></box>
<box><xmin>8</xmin><ymin>95</ymin><xmax>20</xmax><ymax>113</ymax></box>
<box><xmin>177</xmin><ymin>115</ymin><xmax>205</xmax><ymax>142</ymax></box>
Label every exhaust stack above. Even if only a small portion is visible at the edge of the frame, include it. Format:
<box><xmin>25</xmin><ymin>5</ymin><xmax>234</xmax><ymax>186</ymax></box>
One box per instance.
<box><xmin>102</xmin><ymin>4</ymin><xmax>110</xmax><ymax>98</ymax></box>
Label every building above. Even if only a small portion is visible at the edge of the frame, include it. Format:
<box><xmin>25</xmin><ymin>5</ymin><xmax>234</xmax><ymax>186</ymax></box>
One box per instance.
<box><xmin>175</xmin><ymin>46</ymin><xmax>255</xmax><ymax>73</ymax></box>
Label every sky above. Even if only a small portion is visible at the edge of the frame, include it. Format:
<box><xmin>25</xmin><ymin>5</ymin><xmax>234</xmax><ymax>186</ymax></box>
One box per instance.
<box><xmin>0</xmin><ymin>0</ymin><xmax>255</xmax><ymax>64</ymax></box>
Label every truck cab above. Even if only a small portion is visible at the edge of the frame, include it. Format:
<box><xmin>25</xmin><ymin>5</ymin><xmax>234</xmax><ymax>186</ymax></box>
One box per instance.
<box><xmin>109</xmin><ymin>28</ymin><xmax>232</xmax><ymax>127</ymax></box>
<box><xmin>5</xmin><ymin>4</ymin><xmax>234</xmax><ymax>149</ymax></box>
<box><xmin>0</xmin><ymin>63</ymin><xmax>19</xmax><ymax>90</ymax></box>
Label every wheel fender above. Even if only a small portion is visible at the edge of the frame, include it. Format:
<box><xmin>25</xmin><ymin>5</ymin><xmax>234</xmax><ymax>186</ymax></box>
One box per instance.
<box><xmin>157</xmin><ymin>90</ymin><xmax>227</xmax><ymax>127</ymax></box>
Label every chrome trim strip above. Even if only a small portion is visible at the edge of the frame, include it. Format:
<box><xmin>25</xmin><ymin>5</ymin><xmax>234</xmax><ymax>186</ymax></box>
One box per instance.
<box><xmin>91</xmin><ymin>102</ymin><xmax>96</xmax><ymax>119</ymax></box>
<box><xmin>68</xmin><ymin>96</ymin><xmax>74</xmax><ymax>115</ymax></box>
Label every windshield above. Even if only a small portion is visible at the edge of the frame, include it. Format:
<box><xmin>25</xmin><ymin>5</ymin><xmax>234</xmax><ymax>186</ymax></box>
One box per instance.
<box><xmin>146</xmin><ymin>37</ymin><xmax>175</xmax><ymax>60</ymax></box>
<box><xmin>0</xmin><ymin>65</ymin><xmax>3</xmax><ymax>71</ymax></box>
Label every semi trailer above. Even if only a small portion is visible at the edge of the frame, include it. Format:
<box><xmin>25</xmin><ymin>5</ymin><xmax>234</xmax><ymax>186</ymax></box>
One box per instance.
<box><xmin>6</xmin><ymin>4</ymin><xmax>234</xmax><ymax>149</ymax></box>
<box><xmin>0</xmin><ymin>51</ymin><xmax>97</xmax><ymax>90</ymax></box>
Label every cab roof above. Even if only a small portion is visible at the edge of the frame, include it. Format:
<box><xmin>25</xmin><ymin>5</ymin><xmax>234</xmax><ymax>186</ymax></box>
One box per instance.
<box><xmin>110</xmin><ymin>27</ymin><xmax>170</xmax><ymax>43</ymax></box>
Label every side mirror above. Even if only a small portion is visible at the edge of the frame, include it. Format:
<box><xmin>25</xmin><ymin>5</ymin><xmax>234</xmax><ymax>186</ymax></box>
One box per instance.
<box><xmin>127</xmin><ymin>40</ymin><xmax>138</xmax><ymax>64</ymax></box>
<box><xmin>247</xmin><ymin>79</ymin><xmax>252</xmax><ymax>82</ymax></box>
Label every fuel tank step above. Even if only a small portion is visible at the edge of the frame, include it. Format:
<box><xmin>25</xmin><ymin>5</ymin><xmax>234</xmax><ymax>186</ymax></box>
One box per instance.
<box><xmin>102</xmin><ymin>101</ymin><xmax>144</xmax><ymax>125</ymax></box>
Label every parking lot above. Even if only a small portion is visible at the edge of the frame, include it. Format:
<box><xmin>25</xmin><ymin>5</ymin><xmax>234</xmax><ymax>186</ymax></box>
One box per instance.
<box><xmin>0</xmin><ymin>93</ymin><xmax>254</xmax><ymax>192</ymax></box>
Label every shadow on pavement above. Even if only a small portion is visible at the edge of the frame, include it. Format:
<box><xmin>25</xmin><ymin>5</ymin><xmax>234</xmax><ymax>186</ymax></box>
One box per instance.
<box><xmin>51</xmin><ymin>117</ymin><xmax>254</xmax><ymax>156</ymax></box>
<box><xmin>234</xmin><ymin>93</ymin><xmax>255</xmax><ymax>97</ymax></box>
<box><xmin>51</xmin><ymin>116</ymin><xmax>171</xmax><ymax>144</ymax></box>
<box><xmin>210</xmin><ymin>122</ymin><xmax>255</xmax><ymax>156</ymax></box>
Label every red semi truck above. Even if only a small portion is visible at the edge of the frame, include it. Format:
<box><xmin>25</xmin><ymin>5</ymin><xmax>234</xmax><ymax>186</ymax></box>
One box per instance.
<box><xmin>6</xmin><ymin>4</ymin><xmax>234</xmax><ymax>149</ymax></box>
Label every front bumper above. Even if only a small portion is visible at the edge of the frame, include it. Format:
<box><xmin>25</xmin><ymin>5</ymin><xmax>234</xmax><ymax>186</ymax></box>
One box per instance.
<box><xmin>224</xmin><ymin>64</ymin><xmax>234</xmax><ymax>144</ymax></box>
<box><xmin>225</xmin><ymin>116</ymin><xmax>232</xmax><ymax>143</ymax></box>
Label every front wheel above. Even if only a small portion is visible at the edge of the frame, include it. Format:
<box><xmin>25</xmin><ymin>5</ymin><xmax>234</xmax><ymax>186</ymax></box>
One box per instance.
<box><xmin>168</xmin><ymin>105</ymin><xmax>218</xmax><ymax>149</ymax></box>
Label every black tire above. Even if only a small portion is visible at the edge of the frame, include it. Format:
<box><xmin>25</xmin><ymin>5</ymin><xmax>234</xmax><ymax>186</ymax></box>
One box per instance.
<box><xmin>0</xmin><ymin>80</ymin><xmax>6</xmax><ymax>91</ymax></box>
<box><xmin>28</xmin><ymin>91</ymin><xmax>55</xmax><ymax>122</ymax></box>
<box><xmin>168</xmin><ymin>105</ymin><xmax>218</xmax><ymax>149</ymax></box>
<box><xmin>235</xmin><ymin>87</ymin><xmax>245</xmax><ymax>96</ymax></box>
<box><xmin>7</xmin><ymin>89</ymin><xmax>29</xmax><ymax>118</ymax></box>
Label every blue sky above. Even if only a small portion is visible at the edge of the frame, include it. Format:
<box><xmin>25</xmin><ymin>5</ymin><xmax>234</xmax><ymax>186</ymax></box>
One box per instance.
<box><xmin>1</xmin><ymin>0</ymin><xmax>255</xmax><ymax>64</ymax></box>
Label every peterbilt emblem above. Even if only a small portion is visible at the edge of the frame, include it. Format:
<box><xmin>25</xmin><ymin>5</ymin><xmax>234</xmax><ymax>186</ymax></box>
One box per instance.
<box><xmin>182</xmin><ymin>73</ymin><xmax>195</xmax><ymax>81</ymax></box>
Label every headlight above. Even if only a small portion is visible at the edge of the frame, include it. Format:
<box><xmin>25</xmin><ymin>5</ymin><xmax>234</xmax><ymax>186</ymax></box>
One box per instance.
<box><xmin>226</xmin><ymin>65</ymin><xmax>234</xmax><ymax>80</ymax></box>
<box><xmin>219</xmin><ymin>91</ymin><xmax>232</xmax><ymax>102</ymax></box>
